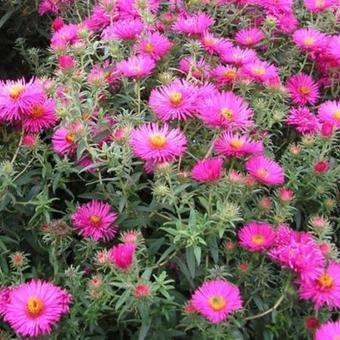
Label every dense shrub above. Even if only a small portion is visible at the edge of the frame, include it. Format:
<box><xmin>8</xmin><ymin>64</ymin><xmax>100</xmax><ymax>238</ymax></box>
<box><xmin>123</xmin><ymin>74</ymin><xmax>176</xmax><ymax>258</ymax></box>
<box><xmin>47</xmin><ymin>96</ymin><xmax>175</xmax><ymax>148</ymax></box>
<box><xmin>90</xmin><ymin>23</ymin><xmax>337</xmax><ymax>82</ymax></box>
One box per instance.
<box><xmin>0</xmin><ymin>0</ymin><xmax>339</xmax><ymax>339</ymax></box>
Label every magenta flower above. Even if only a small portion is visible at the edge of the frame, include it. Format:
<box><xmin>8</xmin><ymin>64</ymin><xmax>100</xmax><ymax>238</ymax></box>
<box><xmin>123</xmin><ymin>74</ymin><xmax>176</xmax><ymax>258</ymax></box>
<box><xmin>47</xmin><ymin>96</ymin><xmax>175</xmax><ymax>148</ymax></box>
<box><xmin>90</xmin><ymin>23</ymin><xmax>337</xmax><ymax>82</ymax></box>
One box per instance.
<box><xmin>293</xmin><ymin>28</ymin><xmax>328</xmax><ymax>53</ymax></box>
<box><xmin>298</xmin><ymin>261</ymin><xmax>340</xmax><ymax>309</ymax></box>
<box><xmin>110</xmin><ymin>243</ymin><xmax>136</xmax><ymax>271</ymax></box>
<box><xmin>210</xmin><ymin>65</ymin><xmax>238</xmax><ymax>86</ymax></box>
<box><xmin>130</xmin><ymin>123</ymin><xmax>187</xmax><ymax>162</ymax></box>
<box><xmin>191</xmin><ymin>279</ymin><xmax>242</xmax><ymax>324</ymax></box>
<box><xmin>101</xmin><ymin>19</ymin><xmax>144</xmax><ymax>41</ymax></box>
<box><xmin>238</xmin><ymin>222</ymin><xmax>276</xmax><ymax>252</ymax></box>
<box><xmin>304</xmin><ymin>0</ymin><xmax>335</xmax><ymax>12</ymax></box>
<box><xmin>318</xmin><ymin>100</ymin><xmax>340</xmax><ymax>128</ymax></box>
<box><xmin>172</xmin><ymin>12</ymin><xmax>214</xmax><ymax>36</ymax></box>
<box><xmin>315</xmin><ymin>320</ymin><xmax>340</xmax><ymax>340</ymax></box>
<box><xmin>286</xmin><ymin>73</ymin><xmax>320</xmax><ymax>105</ymax></box>
<box><xmin>200</xmin><ymin>32</ymin><xmax>233</xmax><ymax>55</ymax></box>
<box><xmin>22</xmin><ymin>99</ymin><xmax>57</xmax><ymax>133</ymax></box>
<box><xmin>241</xmin><ymin>60</ymin><xmax>279</xmax><ymax>84</ymax></box>
<box><xmin>116</xmin><ymin>55</ymin><xmax>156</xmax><ymax>79</ymax></box>
<box><xmin>52</xmin><ymin>122</ymin><xmax>82</xmax><ymax>156</ymax></box>
<box><xmin>71</xmin><ymin>200</ymin><xmax>118</xmax><ymax>241</ymax></box>
<box><xmin>0</xmin><ymin>78</ymin><xmax>45</xmax><ymax>121</ymax></box>
<box><xmin>286</xmin><ymin>107</ymin><xmax>320</xmax><ymax>134</ymax></box>
<box><xmin>235</xmin><ymin>28</ymin><xmax>264</xmax><ymax>47</ymax></box>
<box><xmin>220</xmin><ymin>46</ymin><xmax>257</xmax><ymax>66</ymax></box>
<box><xmin>191</xmin><ymin>158</ymin><xmax>223</xmax><ymax>183</ymax></box>
<box><xmin>149</xmin><ymin>79</ymin><xmax>198</xmax><ymax>121</ymax></box>
<box><xmin>135</xmin><ymin>31</ymin><xmax>172</xmax><ymax>60</ymax></box>
<box><xmin>0</xmin><ymin>280</ymin><xmax>71</xmax><ymax>337</ymax></box>
<box><xmin>197</xmin><ymin>91</ymin><xmax>254</xmax><ymax>129</ymax></box>
<box><xmin>214</xmin><ymin>131</ymin><xmax>263</xmax><ymax>158</ymax></box>
<box><xmin>245</xmin><ymin>155</ymin><xmax>284</xmax><ymax>186</ymax></box>
<box><xmin>179</xmin><ymin>57</ymin><xmax>210</xmax><ymax>80</ymax></box>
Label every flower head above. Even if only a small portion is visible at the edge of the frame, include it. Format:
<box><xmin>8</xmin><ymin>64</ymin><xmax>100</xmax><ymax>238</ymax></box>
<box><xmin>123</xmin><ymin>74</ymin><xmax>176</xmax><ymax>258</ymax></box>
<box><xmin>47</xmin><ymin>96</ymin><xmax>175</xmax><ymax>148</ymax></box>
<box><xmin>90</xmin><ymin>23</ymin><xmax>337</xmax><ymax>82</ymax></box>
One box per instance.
<box><xmin>241</xmin><ymin>60</ymin><xmax>279</xmax><ymax>85</ymax></box>
<box><xmin>191</xmin><ymin>279</ymin><xmax>242</xmax><ymax>324</ymax></box>
<box><xmin>101</xmin><ymin>19</ymin><xmax>144</xmax><ymax>41</ymax></box>
<box><xmin>52</xmin><ymin>122</ymin><xmax>82</xmax><ymax>156</ymax></box>
<box><xmin>293</xmin><ymin>28</ymin><xmax>328</xmax><ymax>52</ymax></box>
<box><xmin>210</xmin><ymin>65</ymin><xmax>238</xmax><ymax>86</ymax></box>
<box><xmin>220</xmin><ymin>47</ymin><xmax>257</xmax><ymax>66</ymax></box>
<box><xmin>191</xmin><ymin>158</ymin><xmax>223</xmax><ymax>183</ymax></box>
<box><xmin>116</xmin><ymin>55</ymin><xmax>156</xmax><ymax>79</ymax></box>
<box><xmin>315</xmin><ymin>320</ymin><xmax>340</xmax><ymax>340</ymax></box>
<box><xmin>214</xmin><ymin>131</ymin><xmax>263</xmax><ymax>158</ymax></box>
<box><xmin>71</xmin><ymin>200</ymin><xmax>118</xmax><ymax>241</ymax></box>
<box><xmin>318</xmin><ymin>100</ymin><xmax>340</xmax><ymax>128</ymax></box>
<box><xmin>286</xmin><ymin>73</ymin><xmax>320</xmax><ymax>105</ymax></box>
<box><xmin>238</xmin><ymin>222</ymin><xmax>276</xmax><ymax>252</ymax></box>
<box><xmin>286</xmin><ymin>107</ymin><xmax>320</xmax><ymax>134</ymax></box>
<box><xmin>110</xmin><ymin>243</ymin><xmax>135</xmax><ymax>271</ymax></box>
<box><xmin>172</xmin><ymin>12</ymin><xmax>214</xmax><ymax>36</ymax></box>
<box><xmin>130</xmin><ymin>123</ymin><xmax>187</xmax><ymax>162</ymax></box>
<box><xmin>304</xmin><ymin>0</ymin><xmax>335</xmax><ymax>12</ymax></box>
<box><xmin>245</xmin><ymin>155</ymin><xmax>285</xmax><ymax>186</ymax></box>
<box><xmin>235</xmin><ymin>28</ymin><xmax>264</xmax><ymax>47</ymax></box>
<box><xmin>0</xmin><ymin>280</ymin><xmax>71</xmax><ymax>337</ymax></box>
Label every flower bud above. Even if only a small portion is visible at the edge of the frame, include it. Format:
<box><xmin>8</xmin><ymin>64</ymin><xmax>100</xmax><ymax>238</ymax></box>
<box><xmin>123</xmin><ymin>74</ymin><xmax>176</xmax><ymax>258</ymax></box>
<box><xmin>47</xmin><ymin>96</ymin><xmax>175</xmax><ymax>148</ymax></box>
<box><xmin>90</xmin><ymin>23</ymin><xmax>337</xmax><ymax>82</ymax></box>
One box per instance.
<box><xmin>313</xmin><ymin>160</ymin><xmax>330</xmax><ymax>174</ymax></box>
<box><xmin>320</xmin><ymin>123</ymin><xmax>334</xmax><ymax>138</ymax></box>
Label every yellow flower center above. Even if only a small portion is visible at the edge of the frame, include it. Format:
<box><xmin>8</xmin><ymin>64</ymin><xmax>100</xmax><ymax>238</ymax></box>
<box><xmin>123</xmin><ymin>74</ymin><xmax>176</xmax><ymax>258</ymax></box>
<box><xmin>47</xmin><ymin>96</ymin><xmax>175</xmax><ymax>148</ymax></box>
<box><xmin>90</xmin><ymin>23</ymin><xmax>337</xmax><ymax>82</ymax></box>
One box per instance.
<box><xmin>303</xmin><ymin>37</ymin><xmax>315</xmax><ymax>46</ymax></box>
<box><xmin>245</xmin><ymin>36</ymin><xmax>253</xmax><ymax>44</ymax></box>
<box><xmin>252</xmin><ymin>66</ymin><xmax>265</xmax><ymax>76</ymax></box>
<box><xmin>30</xmin><ymin>105</ymin><xmax>45</xmax><ymax>119</ymax></box>
<box><xmin>333</xmin><ymin>110</ymin><xmax>340</xmax><ymax>121</ymax></box>
<box><xmin>251</xmin><ymin>234</ymin><xmax>265</xmax><ymax>245</ymax></box>
<box><xmin>90</xmin><ymin>214</ymin><xmax>101</xmax><ymax>226</ymax></box>
<box><xmin>169</xmin><ymin>91</ymin><xmax>183</xmax><ymax>106</ymax></box>
<box><xmin>144</xmin><ymin>42</ymin><xmax>154</xmax><ymax>53</ymax></box>
<box><xmin>230</xmin><ymin>139</ymin><xmax>244</xmax><ymax>149</ymax></box>
<box><xmin>65</xmin><ymin>132</ymin><xmax>75</xmax><ymax>144</ymax></box>
<box><xmin>149</xmin><ymin>133</ymin><xmax>167</xmax><ymax>148</ymax></box>
<box><xmin>257</xmin><ymin>168</ymin><xmax>269</xmax><ymax>178</ymax></box>
<box><xmin>132</xmin><ymin>64</ymin><xmax>142</xmax><ymax>73</ymax></box>
<box><xmin>26</xmin><ymin>296</ymin><xmax>44</xmax><ymax>318</ymax></box>
<box><xmin>299</xmin><ymin>86</ymin><xmax>311</xmax><ymax>95</ymax></box>
<box><xmin>318</xmin><ymin>273</ymin><xmax>334</xmax><ymax>289</ymax></box>
<box><xmin>223</xmin><ymin>70</ymin><xmax>236</xmax><ymax>79</ymax></box>
<box><xmin>315</xmin><ymin>0</ymin><xmax>325</xmax><ymax>7</ymax></box>
<box><xmin>9</xmin><ymin>84</ymin><xmax>25</xmax><ymax>100</ymax></box>
<box><xmin>220</xmin><ymin>108</ymin><xmax>234</xmax><ymax>120</ymax></box>
<box><xmin>208</xmin><ymin>295</ymin><xmax>227</xmax><ymax>311</ymax></box>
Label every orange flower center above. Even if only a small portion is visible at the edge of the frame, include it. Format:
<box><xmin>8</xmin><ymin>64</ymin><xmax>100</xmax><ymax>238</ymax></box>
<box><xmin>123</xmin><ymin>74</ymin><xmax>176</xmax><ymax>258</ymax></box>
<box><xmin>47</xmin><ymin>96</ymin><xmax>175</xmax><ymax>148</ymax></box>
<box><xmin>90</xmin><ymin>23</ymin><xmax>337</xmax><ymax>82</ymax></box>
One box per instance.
<box><xmin>252</xmin><ymin>66</ymin><xmax>265</xmax><ymax>76</ymax></box>
<box><xmin>220</xmin><ymin>108</ymin><xmax>234</xmax><ymax>120</ymax></box>
<box><xmin>333</xmin><ymin>110</ymin><xmax>340</xmax><ymax>121</ymax></box>
<box><xmin>315</xmin><ymin>0</ymin><xmax>325</xmax><ymax>7</ymax></box>
<box><xmin>26</xmin><ymin>296</ymin><xmax>44</xmax><ymax>318</ymax></box>
<box><xmin>208</xmin><ymin>295</ymin><xmax>227</xmax><ymax>311</ymax></box>
<box><xmin>9</xmin><ymin>84</ymin><xmax>25</xmax><ymax>100</ymax></box>
<box><xmin>203</xmin><ymin>37</ymin><xmax>216</xmax><ymax>46</ymax></box>
<box><xmin>30</xmin><ymin>105</ymin><xmax>45</xmax><ymax>119</ymax></box>
<box><xmin>303</xmin><ymin>37</ymin><xmax>315</xmax><ymax>46</ymax></box>
<box><xmin>223</xmin><ymin>70</ymin><xmax>236</xmax><ymax>79</ymax></box>
<box><xmin>149</xmin><ymin>133</ymin><xmax>167</xmax><ymax>148</ymax></box>
<box><xmin>169</xmin><ymin>91</ymin><xmax>183</xmax><ymax>106</ymax></box>
<box><xmin>132</xmin><ymin>64</ymin><xmax>142</xmax><ymax>73</ymax></box>
<box><xmin>257</xmin><ymin>168</ymin><xmax>269</xmax><ymax>178</ymax></box>
<box><xmin>90</xmin><ymin>214</ymin><xmax>102</xmax><ymax>226</ymax></box>
<box><xmin>299</xmin><ymin>86</ymin><xmax>311</xmax><ymax>95</ymax></box>
<box><xmin>333</xmin><ymin>336</ymin><xmax>340</xmax><ymax>340</ymax></box>
<box><xmin>144</xmin><ymin>42</ymin><xmax>154</xmax><ymax>53</ymax></box>
<box><xmin>318</xmin><ymin>273</ymin><xmax>334</xmax><ymax>289</ymax></box>
<box><xmin>65</xmin><ymin>132</ymin><xmax>75</xmax><ymax>144</ymax></box>
<box><xmin>245</xmin><ymin>36</ymin><xmax>253</xmax><ymax>44</ymax></box>
<box><xmin>251</xmin><ymin>234</ymin><xmax>265</xmax><ymax>245</ymax></box>
<box><xmin>230</xmin><ymin>139</ymin><xmax>244</xmax><ymax>149</ymax></box>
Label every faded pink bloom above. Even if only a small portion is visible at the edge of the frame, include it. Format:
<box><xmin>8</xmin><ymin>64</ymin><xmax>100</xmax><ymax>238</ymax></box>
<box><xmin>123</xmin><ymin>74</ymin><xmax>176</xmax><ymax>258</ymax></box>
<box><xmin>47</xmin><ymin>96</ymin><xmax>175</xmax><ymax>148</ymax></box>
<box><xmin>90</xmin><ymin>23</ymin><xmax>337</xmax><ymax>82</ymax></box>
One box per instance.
<box><xmin>116</xmin><ymin>55</ymin><xmax>156</xmax><ymax>79</ymax></box>
<box><xmin>286</xmin><ymin>107</ymin><xmax>320</xmax><ymax>134</ymax></box>
<box><xmin>110</xmin><ymin>243</ymin><xmax>135</xmax><ymax>271</ymax></box>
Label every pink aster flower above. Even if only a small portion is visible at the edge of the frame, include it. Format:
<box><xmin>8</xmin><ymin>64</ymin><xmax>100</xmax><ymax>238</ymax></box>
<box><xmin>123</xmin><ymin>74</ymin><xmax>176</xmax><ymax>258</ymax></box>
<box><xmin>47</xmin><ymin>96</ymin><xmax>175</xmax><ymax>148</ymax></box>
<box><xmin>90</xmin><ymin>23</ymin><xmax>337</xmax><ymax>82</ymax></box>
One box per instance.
<box><xmin>315</xmin><ymin>320</ymin><xmax>340</xmax><ymax>340</ymax></box>
<box><xmin>116</xmin><ymin>0</ymin><xmax>160</xmax><ymax>18</ymax></box>
<box><xmin>0</xmin><ymin>280</ymin><xmax>71</xmax><ymax>337</ymax></box>
<box><xmin>130</xmin><ymin>123</ymin><xmax>187</xmax><ymax>162</ymax></box>
<box><xmin>52</xmin><ymin>122</ymin><xmax>82</xmax><ymax>156</ymax></box>
<box><xmin>197</xmin><ymin>91</ymin><xmax>254</xmax><ymax>129</ymax></box>
<box><xmin>214</xmin><ymin>131</ymin><xmax>263</xmax><ymax>158</ymax></box>
<box><xmin>200</xmin><ymin>32</ymin><xmax>233</xmax><ymax>55</ymax></box>
<box><xmin>269</xmin><ymin>226</ymin><xmax>325</xmax><ymax>282</ymax></box>
<box><xmin>71</xmin><ymin>200</ymin><xmax>118</xmax><ymax>241</ymax></box>
<box><xmin>245</xmin><ymin>155</ymin><xmax>284</xmax><ymax>186</ymax></box>
<box><xmin>240</xmin><ymin>60</ymin><xmax>279</xmax><ymax>85</ymax></box>
<box><xmin>286</xmin><ymin>107</ymin><xmax>320</xmax><ymax>134</ymax></box>
<box><xmin>0</xmin><ymin>79</ymin><xmax>45</xmax><ymax>121</ymax></box>
<box><xmin>179</xmin><ymin>57</ymin><xmax>210</xmax><ymax>80</ymax></box>
<box><xmin>304</xmin><ymin>0</ymin><xmax>335</xmax><ymax>12</ymax></box>
<box><xmin>38</xmin><ymin>0</ymin><xmax>74</xmax><ymax>15</ymax></box>
<box><xmin>149</xmin><ymin>79</ymin><xmax>198</xmax><ymax>121</ymax></box>
<box><xmin>238</xmin><ymin>222</ymin><xmax>276</xmax><ymax>252</ymax></box>
<box><xmin>172</xmin><ymin>12</ymin><xmax>214</xmax><ymax>36</ymax></box>
<box><xmin>191</xmin><ymin>158</ymin><xmax>223</xmax><ymax>183</ymax></box>
<box><xmin>318</xmin><ymin>100</ymin><xmax>340</xmax><ymax>128</ymax></box>
<box><xmin>210</xmin><ymin>65</ymin><xmax>238</xmax><ymax>86</ymax></box>
<box><xmin>220</xmin><ymin>46</ymin><xmax>257</xmax><ymax>66</ymax></box>
<box><xmin>135</xmin><ymin>31</ymin><xmax>172</xmax><ymax>60</ymax></box>
<box><xmin>116</xmin><ymin>55</ymin><xmax>156</xmax><ymax>79</ymax></box>
<box><xmin>110</xmin><ymin>243</ymin><xmax>135</xmax><ymax>271</ymax></box>
<box><xmin>298</xmin><ymin>262</ymin><xmax>340</xmax><ymax>309</ymax></box>
<box><xmin>293</xmin><ymin>28</ymin><xmax>328</xmax><ymax>53</ymax></box>
<box><xmin>50</xmin><ymin>24</ymin><xmax>79</xmax><ymax>52</ymax></box>
<box><xmin>191</xmin><ymin>279</ymin><xmax>242</xmax><ymax>324</ymax></box>
<box><xmin>101</xmin><ymin>19</ymin><xmax>144</xmax><ymax>41</ymax></box>
<box><xmin>286</xmin><ymin>73</ymin><xmax>320</xmax><ymax>105</ymax></box>
<box><xmin>22</xmin><ymin>99</ymin><xmax>57</xmax><ymax>133</ymax></box>
<box><xmin>235</xmin><ymin>28</ymin><xmax>264</xmax><ymax>47</ymax></box>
